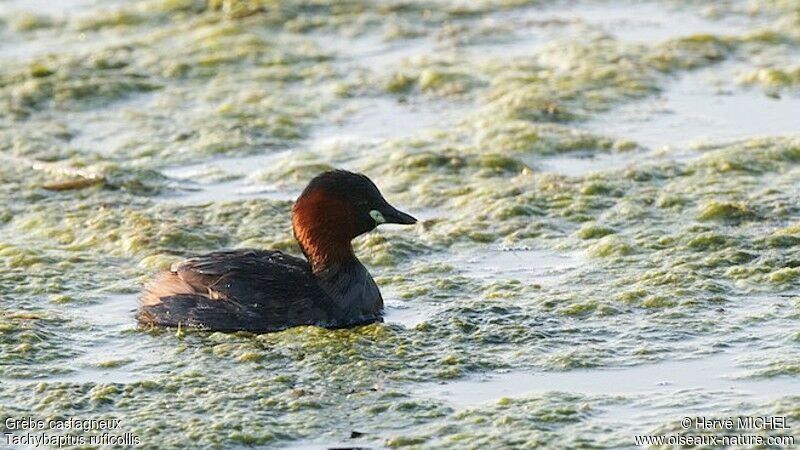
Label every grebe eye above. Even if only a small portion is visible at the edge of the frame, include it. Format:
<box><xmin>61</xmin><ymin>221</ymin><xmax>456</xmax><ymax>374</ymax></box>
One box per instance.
<box><xmin>369</xmin><ymin>210</ymin><xmax>386</xmax><ymax>224</ymax></box>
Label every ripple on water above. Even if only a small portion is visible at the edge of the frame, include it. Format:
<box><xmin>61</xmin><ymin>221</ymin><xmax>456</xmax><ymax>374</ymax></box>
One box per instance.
<box><xmin>454</xmin><ymin>246</ymin><xmax>581</xmax><ymax>285</ymax></box>
<box><xmin>311</xmin><ymin>97</ymin><xmax>464</xmax><ymax>145</ymax></box>
<box><xmin>0</xmin><ymin>1</ymin><xmax>152</xmax><ymax>64</ymax></box>
<box><xmin>417</xmin><ymin>351</ymin><xmax>800</xmax><ymax>409</ymax></box>
<box><xmin>158</xmin><ymin>150</ymin><xmax>298</xmax><ymax>205</ymax></box>
<box><xmin>584</xmin><ymin>63</ymin><xmax>800</xmax><ymax>151</ymax></box>
<box><xmin>316</xmin><ymin>32</ymin><xmax>435</xmax><ymax>72</ymax></box>
<box><xmin>44</xmin><ymin>294</ymin><xmax>149</xmax><ymax>384</ymax></box>
<box><xmin>158</xmin><ymin>96</ymin><xmax>465</xmax><ymax>204</ymax></box>
<box><xmin>524</xmin><ymin>2</ymin><xmax>758</xmax><ymax>44</ymax></box>
<box><xmin>532</xmin><ymin>63</ymin><xmax>800</xmax><ymax>177</ymax></box>
<box><xmin>383</xmin><ymin>247</ymin><xmax>581</xmax><ymax>327</ymax></box>
<box><xmin>462</xmin><ymin>1</ymin><xmax>762</xmax><ymax>58</ymax></box>
<box><xmin>383</xmin><ymin>303</ymin><xmax>430</xmax><ymax>329</ymax></box>
<box><xmin>0</xmin><ymin>0</ymin><xmax>125</xmax><ymax>18</ymax></box>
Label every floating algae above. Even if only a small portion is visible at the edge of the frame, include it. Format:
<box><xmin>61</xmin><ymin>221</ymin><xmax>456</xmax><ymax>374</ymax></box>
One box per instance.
<box><xmin>1</xmin><ymin>0</ymin><xmax>799</xmax><ymax>448</ymax></box>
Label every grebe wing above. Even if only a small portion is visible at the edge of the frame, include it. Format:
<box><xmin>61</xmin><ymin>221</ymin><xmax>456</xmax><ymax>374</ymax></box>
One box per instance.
<box><xmin>137</xmin><ymin>249</ymin><xmax>333</xmax><ymax>332</ymax></box>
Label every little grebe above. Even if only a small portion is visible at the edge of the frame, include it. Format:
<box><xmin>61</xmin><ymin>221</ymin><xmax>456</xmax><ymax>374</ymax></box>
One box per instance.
<box><xmin>136</xmin><ymin>170</ymin><xmax>417</xmax><ymax>332</ymax></box>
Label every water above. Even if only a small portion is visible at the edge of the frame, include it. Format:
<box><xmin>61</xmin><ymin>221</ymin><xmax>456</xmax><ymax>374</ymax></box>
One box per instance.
<box><xmin>158</xmin><ymin>149</ymin><xmax>298</xmax><ymax>204</ymax></box>
<box><xmin>525</xmin><ymin>63</ymin><xmax>800</xmax><ymax>177</ymax></box>
<box><xmin>158</xmin><ymin>96</ymin><xmax>466</xmax><ymax>203</ymax></box>
<box><xmin>533</xmin><ymin>150</ymin><xmax>651</xmax><ymax>177</ymax></box>
<box><xmin>0</xmin><ymin>0</ymin><xmax>92</xmax><ymax>18</ymax></box>
<box><xmin>419</xmin><ymin>351</ymin><xmax>800</xmax><ymax>408</ymax></box>
<box><xmin>446</xmin><ymin>247</ymin><xmax>580</xmax><ymax>285</ymax></box>
<box><xmin>2</xmin><ymin>0</ymin><xmax>799</xmax><ymax>449</ymax></box>
<box><xmin>316</xmin><ymin>33</ymin><xmax>436</xmax><ymax>73</ymax></box>
<box><xmin>523</xmin><ymin>2</ymin><xmax>759</xmax><ymax>44</ymax></box>
<box><xmin>586</xmin><ymin>63</ymin><xmax>800</xmax><ymax>151</ymax></box>
<box><xmin>385</xmin><ymin>247</ymin><xmax>580</xmax><ymax>327</ymax></box>
<box><xmin>311</xmin><ymin>97</ymin><xmax>463</xmax><ymax>144</ymax></box>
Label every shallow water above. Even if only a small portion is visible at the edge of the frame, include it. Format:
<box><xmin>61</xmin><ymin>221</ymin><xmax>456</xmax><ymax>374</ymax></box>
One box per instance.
<box><xmin>419</xmin><ymin>349</ymin><xmax>800</xmax><ymax>407</ymax></box>
<box><xmin>1</xmin><ymin>0</ymin><xmax>800</xmax><ymax>449</ymax></box>
<box><xmin>462</xmin><ymin>0</ymin><xmax>763</xmax><ymax>59</ymax></box>
<box><xmin>586</xmin><ymin>63</ymin><xmax>800</xmax><ymax>150</ymax></box>
<box><xmin>0</xmin><ymin>0</ymin><xmax>110</xmax><ymax>16</ymax></box>
<box><xmin>159</xmin><ymin>96</ymin><xmax>466</xmax><ymax>203</ymax></box>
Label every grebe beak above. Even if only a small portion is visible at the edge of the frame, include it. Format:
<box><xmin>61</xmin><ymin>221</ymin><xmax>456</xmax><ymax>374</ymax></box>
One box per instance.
<box><xmin>380</xmin><ymin>204</ymin><xmax>417</xmax><ymax>225</ymax></box>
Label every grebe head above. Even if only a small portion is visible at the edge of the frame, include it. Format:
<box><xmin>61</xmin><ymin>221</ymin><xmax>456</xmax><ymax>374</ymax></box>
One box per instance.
<box><xmin>292</xmin><ymin>170</ymin><xmax>416</xmax><ymax>268</ymax></box>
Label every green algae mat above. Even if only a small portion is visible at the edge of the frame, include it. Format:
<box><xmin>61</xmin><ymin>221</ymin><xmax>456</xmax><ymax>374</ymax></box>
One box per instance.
<box><xmin>1</xmin><ymin>0</ymin><xmax>799</xmax><ymax>448</ymax></box>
